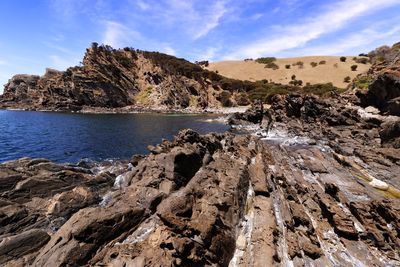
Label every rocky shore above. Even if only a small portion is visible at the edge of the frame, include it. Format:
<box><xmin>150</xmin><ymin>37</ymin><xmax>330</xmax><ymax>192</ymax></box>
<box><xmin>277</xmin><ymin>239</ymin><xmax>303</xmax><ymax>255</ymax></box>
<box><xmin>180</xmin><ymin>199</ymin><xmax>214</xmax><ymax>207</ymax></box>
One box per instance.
<box><xmin>1</xmin><ymin>42</ymin><xmax>400</xmax><ymax>266</ymax></box>
<box><xmin>1</xmin><ymin>90</ymin><xmax>400</xmax><ymax>266</ymax></box>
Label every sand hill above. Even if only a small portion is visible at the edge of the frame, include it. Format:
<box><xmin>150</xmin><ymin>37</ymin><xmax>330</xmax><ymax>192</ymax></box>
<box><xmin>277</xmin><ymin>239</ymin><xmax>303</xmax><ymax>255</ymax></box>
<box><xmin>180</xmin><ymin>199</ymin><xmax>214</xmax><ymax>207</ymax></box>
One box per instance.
<box><xmin>207</xmin><ymin>56</ymin><xmax>371</xmax><ymax>88</ymax></box>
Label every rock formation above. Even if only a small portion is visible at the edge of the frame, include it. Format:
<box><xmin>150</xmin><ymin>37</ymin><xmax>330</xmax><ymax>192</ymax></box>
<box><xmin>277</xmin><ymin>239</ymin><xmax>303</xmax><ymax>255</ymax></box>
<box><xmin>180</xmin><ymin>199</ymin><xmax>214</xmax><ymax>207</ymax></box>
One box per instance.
<box><xmin>0</xmin><ymin>44</ymin><xmax>253</xmax><ymax>111</ymax></box>
<box><xmin>1</xmin><ymin>42</ymin><xmax>400</xmax><ymax>266</ymax></box>
<box><xmin>357</xmin><ymin>42</ymin><xmax>400</xmax><ymax>115</ymax></box>
<box><xmin>1</xmin><ymin>91</ymin><xmax>400</xmax><ymax>266</ymax></box>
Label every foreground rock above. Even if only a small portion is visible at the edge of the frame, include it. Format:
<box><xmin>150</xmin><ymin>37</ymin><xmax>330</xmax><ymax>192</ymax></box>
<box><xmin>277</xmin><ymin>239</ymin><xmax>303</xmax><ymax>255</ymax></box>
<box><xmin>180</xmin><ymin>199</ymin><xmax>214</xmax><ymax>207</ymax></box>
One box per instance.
<box><xmin>1</xmin><ymin>92</ymin><xmax>400</xmax><ymax>266</ymax></box>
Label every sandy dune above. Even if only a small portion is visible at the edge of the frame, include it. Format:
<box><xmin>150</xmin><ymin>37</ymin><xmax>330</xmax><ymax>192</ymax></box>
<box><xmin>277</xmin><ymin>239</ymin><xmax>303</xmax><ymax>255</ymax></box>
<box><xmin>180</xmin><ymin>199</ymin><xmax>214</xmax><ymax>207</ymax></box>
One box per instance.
<box><xmin>207</xmin><ymin>56</ymin><xmax>371</xmax><ymax>88</ymax></box>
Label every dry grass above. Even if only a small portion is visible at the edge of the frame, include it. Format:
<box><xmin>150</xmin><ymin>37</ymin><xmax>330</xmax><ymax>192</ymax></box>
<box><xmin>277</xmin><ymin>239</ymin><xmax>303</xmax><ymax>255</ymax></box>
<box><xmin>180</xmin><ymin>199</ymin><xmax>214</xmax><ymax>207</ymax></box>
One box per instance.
<box><xmin>207</xmin><ymin>56</ymin><xmax>371</xmax><ymax>88</ymax></box>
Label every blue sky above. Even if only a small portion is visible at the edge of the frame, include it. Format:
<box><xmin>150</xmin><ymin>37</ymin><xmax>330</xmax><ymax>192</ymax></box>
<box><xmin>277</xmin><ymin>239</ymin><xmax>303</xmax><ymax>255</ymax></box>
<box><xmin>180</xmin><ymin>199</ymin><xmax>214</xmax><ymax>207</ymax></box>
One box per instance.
<box><xmin>1</xmin><ymin>0</ymin><xmax>400</xmax><ymax>93</ymax></box>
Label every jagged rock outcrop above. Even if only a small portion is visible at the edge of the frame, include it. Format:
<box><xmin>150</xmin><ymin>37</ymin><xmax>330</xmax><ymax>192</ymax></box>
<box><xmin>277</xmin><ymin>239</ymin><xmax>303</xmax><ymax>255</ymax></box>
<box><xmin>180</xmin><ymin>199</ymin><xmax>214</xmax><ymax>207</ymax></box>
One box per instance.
<box><xmin>357</xmin><ymin>42</ymin><xmax>400</xmax><ymax>115</ymax></box>
<box><xmin>1</xmin><ymin>92</ymin><xmax>400</xmax><ymax>266</ymax></box>
<box><xmin>0</xmin><ymin>44</ymin><xmax>249</xmax><ymax>111</ymax></box>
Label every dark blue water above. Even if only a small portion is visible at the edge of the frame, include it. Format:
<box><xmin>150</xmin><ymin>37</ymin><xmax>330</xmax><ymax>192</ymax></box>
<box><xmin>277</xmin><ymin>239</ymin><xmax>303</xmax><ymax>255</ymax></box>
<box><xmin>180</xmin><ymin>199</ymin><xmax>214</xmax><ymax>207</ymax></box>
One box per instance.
<box><xmin>0</xmin><ymin>110</ymin><xmax>228</xmax><ymax>163</ymax></box>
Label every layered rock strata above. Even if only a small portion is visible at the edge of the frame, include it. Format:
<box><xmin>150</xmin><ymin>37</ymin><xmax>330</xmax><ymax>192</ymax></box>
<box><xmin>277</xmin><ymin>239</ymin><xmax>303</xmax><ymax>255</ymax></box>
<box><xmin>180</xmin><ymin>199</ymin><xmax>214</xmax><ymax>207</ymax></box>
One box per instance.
<box><xmin>1</xmin><ymin>91</ymin><xmax>400</xmax><ymax>266</ymax></box>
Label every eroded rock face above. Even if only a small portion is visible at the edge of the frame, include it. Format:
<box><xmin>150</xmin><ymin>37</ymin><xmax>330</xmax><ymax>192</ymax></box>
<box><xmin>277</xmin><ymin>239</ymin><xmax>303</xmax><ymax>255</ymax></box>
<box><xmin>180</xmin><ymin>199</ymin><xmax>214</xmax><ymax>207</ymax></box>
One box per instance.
<box><xmin>1</xmin><ymin>94</ymin><xmax>400</xmax><ymax>266</ymax></box>
<box><xmin>357</xmin><ymin>45</ymin><xmax>400</xmax><ymax>116</ymax></box>
<box><xmin>0</xmin><ymin>46</ymin><xmax>223</xmax><ymax>111</ymax></box>
<box><xmin>358</xmin><ymin>72</ymin><xmax>400</xmax><ymax>115</ymax></box>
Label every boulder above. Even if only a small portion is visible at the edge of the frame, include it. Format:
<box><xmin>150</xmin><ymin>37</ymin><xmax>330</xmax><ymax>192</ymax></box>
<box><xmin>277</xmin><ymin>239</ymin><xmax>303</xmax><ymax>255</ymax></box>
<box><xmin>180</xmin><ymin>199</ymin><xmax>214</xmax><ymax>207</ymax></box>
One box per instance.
<box><xmin>358</xmin><ymin>72</ymin><xmax>400</xmax><ymax>115</ymax></box>
<box><xmin>0</xmin><ymin>229</ymin><xmax>50</xmax><ymax>264</ymax></box>
<box><xmin>380</xmin><ymin>120</ymin><xmax>400</xmax><ymax>148</ymax></box>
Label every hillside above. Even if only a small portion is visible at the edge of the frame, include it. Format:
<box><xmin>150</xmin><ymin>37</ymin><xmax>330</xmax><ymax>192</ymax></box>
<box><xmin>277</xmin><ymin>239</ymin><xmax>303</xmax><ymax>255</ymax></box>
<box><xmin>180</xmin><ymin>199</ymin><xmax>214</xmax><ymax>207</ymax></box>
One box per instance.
<box><xmin>207</xmin><ymin>56</ymin><xmax>370</xmax><ymax>88</ymax></box>
<box><xmin>1</xmin><ymin>44</ymin><xmax>372</xmax><ymax>112</ymax></box>
<box><xmin>0</xmin><ymin>44</ymin><xmax>244</xmax><ymax>111</ymax></box>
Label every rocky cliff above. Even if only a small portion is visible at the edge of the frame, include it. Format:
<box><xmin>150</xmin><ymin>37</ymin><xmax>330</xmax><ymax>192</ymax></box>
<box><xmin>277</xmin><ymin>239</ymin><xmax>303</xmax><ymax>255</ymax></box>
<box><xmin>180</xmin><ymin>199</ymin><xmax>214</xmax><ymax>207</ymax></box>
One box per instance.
<box><xmin>0</xmin><ymin>44</ymin><xmax>357</xmax><ymax>112</ymax></box>
<box><xmin>356</xmin><ymin>42</ymin><xmax>400</xmax><ymax>116</ymax></box>
<box><xmin>0</xmin><ymin>44</ymin><xmax>251</xmax><ymax>111</ymax></box>
<box><xmin>1</xmin><ymin>91</ymin><xmax>399</xmax><ymax>266</ymax></box>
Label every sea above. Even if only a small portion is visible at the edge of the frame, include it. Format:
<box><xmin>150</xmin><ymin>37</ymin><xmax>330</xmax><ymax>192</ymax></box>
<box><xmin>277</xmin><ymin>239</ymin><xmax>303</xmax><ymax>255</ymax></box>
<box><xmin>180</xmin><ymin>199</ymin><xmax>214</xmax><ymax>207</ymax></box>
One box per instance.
<box><xmin>0</xmin><ymin>110</ymin><xmax>228</xmax><ymax>163</ymax></box>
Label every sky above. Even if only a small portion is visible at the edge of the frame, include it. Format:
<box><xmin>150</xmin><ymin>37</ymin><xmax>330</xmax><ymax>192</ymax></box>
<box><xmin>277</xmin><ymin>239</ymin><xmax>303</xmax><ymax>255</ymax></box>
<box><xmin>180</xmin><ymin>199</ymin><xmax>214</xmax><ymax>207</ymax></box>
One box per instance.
<box><xmin>1</xmin><ymin>0</ymin><xmax>400</xmax><ymax>93</ymax></box>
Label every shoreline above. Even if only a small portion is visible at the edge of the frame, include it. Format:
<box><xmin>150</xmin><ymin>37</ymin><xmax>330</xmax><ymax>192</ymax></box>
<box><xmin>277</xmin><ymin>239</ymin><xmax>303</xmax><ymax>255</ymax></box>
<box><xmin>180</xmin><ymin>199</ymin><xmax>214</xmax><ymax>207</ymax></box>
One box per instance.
<box><xmin>0</xmin><ymin>105</ymin><xmax>250</xmax><ymax>115</ymax></box>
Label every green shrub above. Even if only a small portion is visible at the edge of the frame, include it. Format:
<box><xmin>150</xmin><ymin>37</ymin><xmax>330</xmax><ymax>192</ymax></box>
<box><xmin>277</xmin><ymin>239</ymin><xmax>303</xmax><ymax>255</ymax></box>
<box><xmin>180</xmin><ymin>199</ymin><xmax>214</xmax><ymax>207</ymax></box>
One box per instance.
<box><xmin>354</xmin><ymin>57</ymin><xmax>369</xmax><ymax>64</ymax></box>
<box><xmin>310</xmin><ymin>62</ymin><xmax>318</xmax><ymax>67</ymax></box>
<box><xmin>265</xmin><ymin>62</ymin><xmax>279</xmax><ymax>70</ymax></box>
<box><xmin>303</xmin><ymin>83</ymin><xmax>340</xmax><ymax>96</ymax></box>
<box><xmin>248</xmin><ymin>83</ymin><xmax>297</xmax><ymax>103</ymax></box>
<box><xmin>285</xmin><ymin>64</ymin><xmax>291</xmax><ymax>69</ymax></box>
<box><xmin>291</xmin><ymin>74</ymin><xmax>296</xmax><ymax>80</ymax></box>
<box><xmin>292</xmin><ymin>61</ymin><xmax>304</xmax><ymax>68</ymax></box>
<box><xmin>351</xmin><ymin>65</ymin><xmax>358</xmax><ymax>71</ymax></box>
<box><xmin>114</xmin><ymin>51</ymin><xmax>135</xmax><ymax>68</ymax></box>
<box><xmin>343</xmin><ymin>76</ymin><xmax>351</xmax><ymax>83</ymax></box>
<box><xmin>354</xmin><ymin>75</ymin><xmax>372</xmax><ymax>90</ymax></box>
<box><xmin>289</xmin><ymin>79</ymin><xmax>303</xmax><ymax>86</ymax></box>
<box><xmin>219</xmin><ymin>91</ymin><xmax>233</xmax><ymax>107</ymax></box>
<box><xmin>319</xmin><ymin>60</ymin><xmax>326</xmax><ymax>65</ymax></box>
<box><xmin>235</xmin><ymin>92</ymin><xmax>250</xmax><ymax>106</ymax></box>
<box><xmin>340</xmin><ymin>56</ymin><xmax>346</xmax><ymax>62</ymax></box>
<box><xmin>255</xmin><ymin>57</ymin><xmax>276</xmax><ymax>64</ymax></box>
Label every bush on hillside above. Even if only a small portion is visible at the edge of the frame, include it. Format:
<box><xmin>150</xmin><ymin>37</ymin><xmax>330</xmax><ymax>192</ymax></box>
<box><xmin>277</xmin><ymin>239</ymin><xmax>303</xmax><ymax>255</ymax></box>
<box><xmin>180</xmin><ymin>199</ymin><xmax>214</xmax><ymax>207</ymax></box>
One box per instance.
<box><xmin>219</xmin><ymin>91</ymin><xmax>233</xmax><ymax>107</ymax></box>
<box><xmin>234</xmin><ymin>92</ymin><xmax>251</xmax><ymax>106</ymax></box>
<box><xmin>289</xmin><ymin>79</ymin><xmax>303</xmax><ymax>86</ymax></box>
<box><xmin>265</xmin><ymin>62</ymin><xmax>279</xmax><ymax>70</ymax></box>
<box><xmin>114</xmin><ymin>51</ymin><xmax>135</xmax><ymax>69</ymax></box>
<box><xmin>255</xmin><ymin>57</ymin><xmax>276</xmax><ymax>64</ymax></box>
<box><xmin>351</xmin><ymin>65</ymin><xmax>358</xmax><ymax>71</ymax></box>
<box><xmin>343</xmin><ymin>76</ymin><xmax>351</xmax><ymax>83</ymax></box>
<box><xmin>354</xmin><ymin>75</ymin><xmax>373</xmax><ymax>90</ymax></box>
<box><xmin>247</xmin><ymin>82</ymin><xmax>297</xmax><ymax>103</ymax></box>
<box><xmin>354</xmin><ymin>57</ymin><xmax>369</xmax><ymax>64</ymax></box>
<box><xmin>303</xmin><ymin>83</ymin><xmax>341</xmax><ymax>96</ymax></box>
<box><xmin>285</xmin><ymin>64</ymin><xmax>291</xmax><ymax>69</ymax></box>
<box><xmin>292</xmin><ymin>61</ymin><xmax>304</xmax><ymax>68</ymax></box>
<box><xmin>319</xmin><ymin>60</ymin><xmax>326</xmax><ymax>65</ymax></box>
<box><xmin>310</xmin><ymin>62</ymin><xmax>318</xmax><ymax>67</ymax></box>
<box><xmin>340</xmin><ymin>56</ymin><xmax>347</xmax><ymax>62</ymax></box>
<box><xmin>195</xmin><ymin>60</ymin><xmax>209</xmax><ymax>67</ymax></box>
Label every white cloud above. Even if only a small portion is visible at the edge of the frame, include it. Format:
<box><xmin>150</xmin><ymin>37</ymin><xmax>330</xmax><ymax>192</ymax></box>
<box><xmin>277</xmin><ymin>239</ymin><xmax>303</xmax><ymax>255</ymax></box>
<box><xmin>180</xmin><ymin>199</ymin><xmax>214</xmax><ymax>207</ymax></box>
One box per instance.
<box><xmin>162</xmin><ymin>45</ymin><xmax>176</xmax><ymax>56</ymax></box>
<box><xmin>192</xmin><ymin>1</ymin><xmax>227</xmax><ymax>39</ymax></box>
<box><xmin>224</xmin><ymin>0</ymin><xmax>400</xmax><ymax>59</ymax></box>
<box><xmin>250</xmin><ymin>13</ymin><xmax>263</xmax><ymax>20</ymax></box>
<box><xmin>290</xmin><ymin>25</ymin><xmax>400</xmax><ymax>56</ymax></box>
<box><xmin>136</xmin><ymin>0</ymin><xmax>150</xmax><ymax>10</ymax></box>
<box><xmin>102</xmin><ymin>21</ymin><xmax>142</xmax><ymax>48</ymax></box>
<box><xmin>154</xmin><ymin>0</ymin><xmax>228</xmax><ymax>40</ymax></box>
<box><xmin>49</xmin><ymin>55</ymin><xmax>80</xmax><ymax>70</ymax></box>
<box><xmin>202</xmin><ymin>47</ymin><xmax>219</xmax><ymax>61</ymax></box>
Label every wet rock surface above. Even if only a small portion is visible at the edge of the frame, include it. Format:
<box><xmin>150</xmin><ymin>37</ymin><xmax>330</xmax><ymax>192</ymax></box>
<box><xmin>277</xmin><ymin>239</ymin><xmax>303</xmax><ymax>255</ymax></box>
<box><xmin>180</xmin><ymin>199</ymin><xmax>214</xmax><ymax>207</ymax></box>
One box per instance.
<box><xmin>0</xmin><ymin>94</ymin><xmax>400</xmax><ymax>266</ymax></box>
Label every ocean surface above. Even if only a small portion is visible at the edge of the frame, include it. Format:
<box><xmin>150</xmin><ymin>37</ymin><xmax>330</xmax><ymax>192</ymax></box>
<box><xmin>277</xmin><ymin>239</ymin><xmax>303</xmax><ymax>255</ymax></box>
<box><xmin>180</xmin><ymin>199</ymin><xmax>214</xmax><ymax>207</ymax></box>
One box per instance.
<box><xmin>0</xmin><ymin>110</ymin><xmax>229</xmax><ymax>163</ymax></box>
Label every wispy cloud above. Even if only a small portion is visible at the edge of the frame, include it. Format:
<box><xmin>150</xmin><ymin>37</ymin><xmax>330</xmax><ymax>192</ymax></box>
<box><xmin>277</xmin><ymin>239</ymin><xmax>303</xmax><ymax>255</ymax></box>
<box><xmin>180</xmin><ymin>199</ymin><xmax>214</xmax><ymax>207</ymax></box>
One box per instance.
<box><xmin>136</xmin><ymin>0</ymin><xmax>150</xmax><ymax>10</ymax></box>
<box><xmin>49</xmin><ymin>55</ymin><xmax>80</xmax><ymax>70</ymax></box>
<box><xmin>290</xmin><ymin>24</ymin><xmax>400</xmax><ymax>56</ymax></box>
<box><xmin>201</xmin><ymin>47</ymin><xmax>220</xmax><ymax>61</ymax></box>
<box><xmin>192</xmin><ymin>1</ymin><xmax>227</xmax><ymax>39</ymax></box>
<box><xmin>162</xmin><ymin>45</ymin><xmax>176</xmax><ymax>56</ymax></box>
<box><xmin>43</xmin><ymin>41</ymin><xmax>76</xmax><ymax>55</ymax></box>
<box><xmin>147</xmin><ymin>0</ymin><xmax>228</xmax><ymax>40</ymax></box>
<box><xmin>224</xmin><ymin>0</ymin><xmax>400</xmax><ymax>59</ymax></box>
<box><xmin>102</xmin><ymin>21</ymin><xmax>142</xmax><ymax>48</ymax></box>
